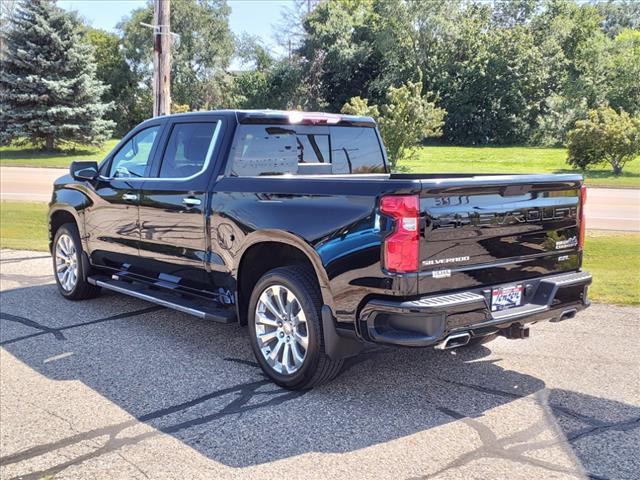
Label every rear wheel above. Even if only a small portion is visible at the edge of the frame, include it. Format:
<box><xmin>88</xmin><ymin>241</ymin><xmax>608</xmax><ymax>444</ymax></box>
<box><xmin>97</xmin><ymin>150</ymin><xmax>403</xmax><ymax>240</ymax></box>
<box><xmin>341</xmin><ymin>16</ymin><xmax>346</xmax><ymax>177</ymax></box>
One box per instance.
<box><xmin>248</xmin><ymin>265</ymin><xmax>343</xmax><ymax>390</ymax></box>
<box><xmin>52</xmin><ymin>223</ymin><xmax>101</xmax><ymax>300</ymax></box>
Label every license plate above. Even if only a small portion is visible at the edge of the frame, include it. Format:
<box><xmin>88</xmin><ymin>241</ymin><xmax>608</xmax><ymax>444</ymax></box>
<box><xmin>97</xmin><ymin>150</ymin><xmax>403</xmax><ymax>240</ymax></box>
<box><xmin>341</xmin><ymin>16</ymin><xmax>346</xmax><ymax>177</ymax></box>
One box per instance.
<box><xmin>491</xmin><ymin>284</ymin><xmax>523</xmax><ymax>312</ymax></box>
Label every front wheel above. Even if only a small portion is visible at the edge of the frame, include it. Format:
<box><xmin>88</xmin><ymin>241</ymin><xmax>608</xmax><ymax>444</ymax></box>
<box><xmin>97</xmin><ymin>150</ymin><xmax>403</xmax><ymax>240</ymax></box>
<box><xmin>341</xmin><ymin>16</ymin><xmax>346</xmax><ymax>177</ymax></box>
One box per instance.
<box><xmin>52</xmin><ymin>223</ymin><xmax>101</xmax><ymax>300</ymax></box>
<box><xmin>248</xmin><ymin>265</ymin><xmax>343</xmax><ymax>390</ymax></box>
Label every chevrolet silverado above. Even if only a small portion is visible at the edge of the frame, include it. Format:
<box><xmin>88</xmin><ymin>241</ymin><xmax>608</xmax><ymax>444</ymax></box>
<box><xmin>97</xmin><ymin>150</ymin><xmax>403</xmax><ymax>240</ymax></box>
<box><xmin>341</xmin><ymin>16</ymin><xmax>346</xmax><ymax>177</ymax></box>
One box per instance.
<box><xmin>48</xmin><ymin>110</ymin><xmax>592</xmax><ymax>389</ymax></box>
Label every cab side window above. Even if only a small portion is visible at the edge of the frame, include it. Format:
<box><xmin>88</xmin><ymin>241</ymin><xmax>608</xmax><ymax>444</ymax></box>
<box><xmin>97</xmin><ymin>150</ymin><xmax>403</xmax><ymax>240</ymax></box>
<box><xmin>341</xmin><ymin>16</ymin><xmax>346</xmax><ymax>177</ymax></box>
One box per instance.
<box><xmin>109</xmin><ymin>126</ymin><xmax>161</xmax><ymax>178</ymax></box>
<box><xmin>157</xmin><ymin>122</ymin><xmax>219</xmax><ymax>178</ymax></box>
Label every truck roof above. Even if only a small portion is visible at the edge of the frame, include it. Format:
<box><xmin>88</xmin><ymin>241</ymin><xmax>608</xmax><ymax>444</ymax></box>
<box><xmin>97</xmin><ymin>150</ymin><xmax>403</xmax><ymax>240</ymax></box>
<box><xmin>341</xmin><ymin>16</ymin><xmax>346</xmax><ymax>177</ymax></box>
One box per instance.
<box><xmin>146</xmin><ymin>109</ymin><xmax>377</xmax><ymax>127</ymax></box>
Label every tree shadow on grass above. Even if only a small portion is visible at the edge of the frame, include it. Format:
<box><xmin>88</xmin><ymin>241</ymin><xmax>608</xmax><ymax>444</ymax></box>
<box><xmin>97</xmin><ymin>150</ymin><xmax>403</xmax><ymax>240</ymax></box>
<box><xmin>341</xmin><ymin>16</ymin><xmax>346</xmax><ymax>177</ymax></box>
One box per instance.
<box><xmin>554</xmin><ymin>167</ymin><xmax>640</xmax><ymax>184</ymax></box>
<box><xmin>0</xmin><ymin>146</ymin><xmax>100</xmax><ymax>159</ymax></box>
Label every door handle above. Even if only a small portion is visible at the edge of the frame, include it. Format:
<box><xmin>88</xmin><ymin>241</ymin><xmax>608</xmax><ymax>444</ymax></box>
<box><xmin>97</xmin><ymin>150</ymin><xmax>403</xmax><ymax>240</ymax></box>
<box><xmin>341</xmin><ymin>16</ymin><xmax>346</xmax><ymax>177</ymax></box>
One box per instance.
<box><xmin>182</xmin><ymin>197</ymin><xmax>201</xmax><ymax>207</ymax></box>
<box><xmin>122</xmin><ymin>193</ymin><xmax>138</xmax><ymax>201</ymax></box>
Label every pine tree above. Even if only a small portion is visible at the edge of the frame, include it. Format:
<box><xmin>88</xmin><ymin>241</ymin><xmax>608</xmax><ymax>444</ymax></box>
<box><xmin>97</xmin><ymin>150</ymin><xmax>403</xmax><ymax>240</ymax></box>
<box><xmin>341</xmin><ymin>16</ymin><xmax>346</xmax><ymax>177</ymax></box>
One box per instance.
<box><xmin>0</xmin><ymin>0</ymin><xmax>114</xmax><ymax>150</ymax></box>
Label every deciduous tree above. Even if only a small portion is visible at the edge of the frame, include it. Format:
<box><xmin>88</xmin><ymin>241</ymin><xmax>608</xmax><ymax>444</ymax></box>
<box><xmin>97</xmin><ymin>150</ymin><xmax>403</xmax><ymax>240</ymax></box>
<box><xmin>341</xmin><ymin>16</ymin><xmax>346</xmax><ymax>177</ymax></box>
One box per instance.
<box><xmin>607</xmin><ymin>29</ymin><xmax>640</xmax><ymax>115</ymax></box>
<box><xmin>342</xmin><ymin>80</ymin><xmax>446</xmax><ymax>169</ymax></box>
<box><xmin>118</xmin><ymin>0</ymin><xmax>234</xmax><ymax>111</ymax></box>
<box><xmin>85</xmin><ymin>28</ymin><xmax>140</xmax><ymax>136</ymax></box>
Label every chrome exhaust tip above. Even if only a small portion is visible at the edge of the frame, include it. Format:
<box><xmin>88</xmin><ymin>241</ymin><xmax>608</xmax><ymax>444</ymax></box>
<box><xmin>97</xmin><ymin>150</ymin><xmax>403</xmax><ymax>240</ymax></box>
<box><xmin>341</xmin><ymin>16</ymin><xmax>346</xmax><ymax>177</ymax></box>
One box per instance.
<box><xmin>434</xmin><ymin>332</ymin><xmax>471</xmax><ymax>350</ymax></box>
<box><xmin>552</xmin><ymin>308</ymin><xmax>578</xmax><ymax>323</ymax></box>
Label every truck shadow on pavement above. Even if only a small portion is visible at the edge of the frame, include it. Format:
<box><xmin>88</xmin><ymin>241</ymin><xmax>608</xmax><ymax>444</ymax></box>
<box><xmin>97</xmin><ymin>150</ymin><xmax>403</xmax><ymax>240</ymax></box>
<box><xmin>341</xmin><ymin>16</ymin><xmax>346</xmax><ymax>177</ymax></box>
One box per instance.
<box><xmin>1</xmin><ymin>282</ymin><xmax>638</xmax><ymax>480</ymax></box>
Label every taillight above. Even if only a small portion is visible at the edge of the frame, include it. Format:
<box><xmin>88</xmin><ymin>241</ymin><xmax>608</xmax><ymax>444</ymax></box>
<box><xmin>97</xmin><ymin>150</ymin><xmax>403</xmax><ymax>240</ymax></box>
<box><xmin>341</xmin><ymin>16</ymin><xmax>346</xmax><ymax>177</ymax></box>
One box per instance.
<box><xmin>380</xmin><ymin>195</ymin><xmax>420</xmax><ymax>273</ymax></box>
<box><xmin>578</xmin><ymin>185</ymin><xmax>587</xmax><ymax>250</ymax></box>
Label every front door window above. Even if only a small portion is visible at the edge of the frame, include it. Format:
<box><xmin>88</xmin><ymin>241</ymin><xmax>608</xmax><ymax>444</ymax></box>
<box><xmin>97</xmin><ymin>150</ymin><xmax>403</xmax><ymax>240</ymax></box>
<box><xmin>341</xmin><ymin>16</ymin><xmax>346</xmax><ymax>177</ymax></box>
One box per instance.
<box><xmin>109</xmin><ymin>126</ymin><xmax>161</xmax><ymax>178</ymax></box>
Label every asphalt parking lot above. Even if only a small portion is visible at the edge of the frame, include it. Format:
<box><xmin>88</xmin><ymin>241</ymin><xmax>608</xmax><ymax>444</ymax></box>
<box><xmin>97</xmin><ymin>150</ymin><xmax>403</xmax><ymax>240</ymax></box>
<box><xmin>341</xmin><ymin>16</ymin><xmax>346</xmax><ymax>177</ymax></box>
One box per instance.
<box><xmin>1</xmin><ymin>250</ymin><xmax>639</xmax><ymax>480</ymax></box>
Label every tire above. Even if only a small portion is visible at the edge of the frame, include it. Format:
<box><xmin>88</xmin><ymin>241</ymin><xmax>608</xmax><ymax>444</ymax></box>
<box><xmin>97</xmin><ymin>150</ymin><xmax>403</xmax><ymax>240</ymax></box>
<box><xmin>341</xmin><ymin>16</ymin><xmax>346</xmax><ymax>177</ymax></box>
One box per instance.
<box><xmin>52</xmin><ymin>223</ymin><xmax>101</xmax><ymax>300</ymax></box>
<box><xmin>465</xmin><ymin>333</ymin><xmax>499</xmax><ymax>347</ymax></box>
<box><xmin>248</xmin><ymin>265</ymin><xmax>343</xmax><ymax>390</ymax></box>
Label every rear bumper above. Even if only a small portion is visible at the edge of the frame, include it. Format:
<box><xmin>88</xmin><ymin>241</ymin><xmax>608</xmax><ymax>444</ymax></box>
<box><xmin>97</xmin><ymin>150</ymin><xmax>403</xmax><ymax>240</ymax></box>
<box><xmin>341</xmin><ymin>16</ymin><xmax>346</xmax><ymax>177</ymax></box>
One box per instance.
<box><xmin>359</xmin><ymin>271</ymin><xmax>592</xmax><ymax>347</ymax></box>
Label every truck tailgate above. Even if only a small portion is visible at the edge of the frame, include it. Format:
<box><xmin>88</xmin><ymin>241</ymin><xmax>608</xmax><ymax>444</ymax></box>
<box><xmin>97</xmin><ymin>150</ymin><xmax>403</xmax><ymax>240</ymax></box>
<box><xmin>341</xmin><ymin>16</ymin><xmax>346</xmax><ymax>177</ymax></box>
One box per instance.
<box><xmin>415</xmin><ymin>174</ymin><xmax>584</xmax><ymax>295</ymax></box>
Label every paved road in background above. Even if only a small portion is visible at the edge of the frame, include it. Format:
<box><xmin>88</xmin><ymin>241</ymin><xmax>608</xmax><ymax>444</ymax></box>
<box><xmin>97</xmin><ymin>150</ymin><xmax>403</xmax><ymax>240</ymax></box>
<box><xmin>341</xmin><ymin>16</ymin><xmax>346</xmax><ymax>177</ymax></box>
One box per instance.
<box><xmin>1</xmin><ymin>166</ymin><xmax>63</xmax><ymax>202</ymax></box>
<box><xmin>586</xmin><ymin>188</ymin><xmax>640</xmax><ymax>231</ymax></box>
<box><xmin>1</xmin><ymin>250</ymin><xmax>639</xmax><ymax>480</ymax></box>
<box><xmin>1</xmin><ymin>166</ymin><xmax>638</xmax><ymax>231</ymax></box>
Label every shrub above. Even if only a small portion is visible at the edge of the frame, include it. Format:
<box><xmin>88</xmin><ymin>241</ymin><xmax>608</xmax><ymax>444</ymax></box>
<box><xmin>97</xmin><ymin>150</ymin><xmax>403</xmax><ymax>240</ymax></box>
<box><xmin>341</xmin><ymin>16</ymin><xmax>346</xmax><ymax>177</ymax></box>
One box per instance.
<box><xmin>342</xmin><ymin>81</ymin><xmax>446</xmax><ymax>169</ymax></box>
<box><xmin>567</xmin><ymin>106</ymin><xmax>640</xmax><ymax>175</ymax></box>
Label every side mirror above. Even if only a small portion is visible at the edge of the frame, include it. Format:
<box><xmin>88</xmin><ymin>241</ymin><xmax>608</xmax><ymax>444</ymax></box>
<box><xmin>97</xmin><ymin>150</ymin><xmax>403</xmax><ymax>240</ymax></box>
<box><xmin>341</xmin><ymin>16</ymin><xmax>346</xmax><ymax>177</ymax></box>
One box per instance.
<box><xmin>70</xmin><ymin>161</ymin><xmax>98</xmax><ymax>181</ymax></box>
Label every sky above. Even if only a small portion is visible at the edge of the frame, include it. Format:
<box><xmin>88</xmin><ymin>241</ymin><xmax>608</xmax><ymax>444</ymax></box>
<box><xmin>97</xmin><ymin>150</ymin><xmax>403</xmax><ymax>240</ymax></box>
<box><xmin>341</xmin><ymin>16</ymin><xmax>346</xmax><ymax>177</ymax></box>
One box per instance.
<box><xmin>57</xmin><ymin>0</ymin><xmax>295</xmax><ymax>65</ymax></box>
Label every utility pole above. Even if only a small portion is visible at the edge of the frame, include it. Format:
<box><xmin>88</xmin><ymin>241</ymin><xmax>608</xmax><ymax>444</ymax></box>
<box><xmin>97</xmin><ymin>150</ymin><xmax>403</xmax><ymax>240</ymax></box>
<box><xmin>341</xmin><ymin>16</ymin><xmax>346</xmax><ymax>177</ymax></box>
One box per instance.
<box><xmin>153</xmin><ymin>0</ymin><xmax>171</xmax><ymax>117</ymax></box>
<box><xmin>141</xmin><ymin>0</ymin><xmax>178</xmax><ymax>116</ymax></box>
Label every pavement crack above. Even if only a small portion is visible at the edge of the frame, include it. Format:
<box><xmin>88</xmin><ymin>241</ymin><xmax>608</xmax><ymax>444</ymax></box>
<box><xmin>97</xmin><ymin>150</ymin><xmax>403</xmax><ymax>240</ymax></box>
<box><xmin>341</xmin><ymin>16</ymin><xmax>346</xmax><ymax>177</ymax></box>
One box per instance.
<box><xmin>0</xmin><ymin>306</ymin><xmax>164</xmax><ymax>346</ymax></box>
<box><xmin>567</xmin><ymin>415</ymin><xmax>640</xmax><ymax>443</ymax></box>
<box><xmin>432</xmin><ymin>374</ymin><xmax>635</xmax><ymax>441</ymax></box>
<box><xmin>414</xmin><ymin>415</ymin><xmax>587</xmax><ymax>480</ymax></box>
<box><xmin>28</xmin><ymin>400</ymin><xmax>82</xmax><ymax>436</ymax></box>
<box><xmin>411</xmin><ymin>387</ymin><xmax>640</xmax><ymax>480</ymax></box>
<box><xmin>159</xmin><ymin>383</ymin><xmax>306</xmax><ymax>435</ymax></box>
<box><xmin>137</xmin><ymin>379</ymin><xmax>271</xmax><ymax>423</ymax></box>
<box><xmin>117</xmin><ymin>452</ymin><xmax>151</xmax><ymax>480</ymax></box>
<box><xmin>1</xmin><ymin>378</ymin><xmax>306</xmax><ymax>480</ymax></box>
<box><xmin>0</xmin><ymin>312</ymin><xmax>66</xmax><ymax>341</ymax></box>
<box><xmin>433</xmin><ymin>375</ymin><xmax>523</xmax><ymax>400</ymax></box>
<box><xmin>0</xmin><ymin>420</ymin><xmax>139</xmax><ymax>467</ymax></box>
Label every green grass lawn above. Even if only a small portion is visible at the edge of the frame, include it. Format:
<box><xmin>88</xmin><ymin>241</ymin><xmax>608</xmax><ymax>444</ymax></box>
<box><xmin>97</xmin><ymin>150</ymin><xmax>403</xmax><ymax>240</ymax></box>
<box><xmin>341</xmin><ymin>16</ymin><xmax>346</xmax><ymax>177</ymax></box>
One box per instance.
<box><xmin>0</xmin><ymin>139</ymin><xmax>119</xmax><ymax>168</ymax></box>
<box><xmin>2</xmin><ymin>142</ymin><xmax>638</xmax><ymax>188</ymax></box>
<box><xmin>1</xmin><ymin>200</ymin><xmax>637</xmax><ymax>305</ymax></box>
<box><xmin>1</xmin><ymin>201</ymin><xmax>49</xmax><ymax>251</ymax></box>
<box><xmin>583</xmin><ymin>231</ymin><xmax>640</xmax><ymax>305</ymax></box>
<box><xmin>401</xmin><ymin>146</ymin><xmax>640</xmax><ymax>188</ymax></box>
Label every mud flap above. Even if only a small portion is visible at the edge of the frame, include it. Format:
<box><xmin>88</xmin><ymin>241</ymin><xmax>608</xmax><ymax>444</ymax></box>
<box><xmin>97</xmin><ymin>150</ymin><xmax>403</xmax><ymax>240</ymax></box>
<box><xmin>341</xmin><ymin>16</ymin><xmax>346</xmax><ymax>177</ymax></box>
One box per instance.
<box><xmin>321</xmin><ymin>305</ymin><xmax>364</xmax><ymax>360</ymax></box>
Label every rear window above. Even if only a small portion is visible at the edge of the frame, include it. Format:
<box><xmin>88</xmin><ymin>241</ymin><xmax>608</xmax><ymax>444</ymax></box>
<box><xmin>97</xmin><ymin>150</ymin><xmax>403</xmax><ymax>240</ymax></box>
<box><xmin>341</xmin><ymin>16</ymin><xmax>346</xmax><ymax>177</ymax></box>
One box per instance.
<box><xmin>228</xmin><ymin>125</ymin><xmax>386</xmax><ymax>176</ymax></box>
<box><xmin>158</xmin><ymin>122</ymin><xmax>219</xmax><ymax>179</ymax></box>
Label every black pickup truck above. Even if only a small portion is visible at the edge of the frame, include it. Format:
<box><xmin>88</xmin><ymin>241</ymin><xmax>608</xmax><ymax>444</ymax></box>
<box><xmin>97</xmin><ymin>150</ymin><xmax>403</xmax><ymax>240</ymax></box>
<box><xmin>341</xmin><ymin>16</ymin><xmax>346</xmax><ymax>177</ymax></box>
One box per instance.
<box><xmin>49</xmin><ymin>110</ymin><xmax>592</xmax><ymax>389</ymax></box>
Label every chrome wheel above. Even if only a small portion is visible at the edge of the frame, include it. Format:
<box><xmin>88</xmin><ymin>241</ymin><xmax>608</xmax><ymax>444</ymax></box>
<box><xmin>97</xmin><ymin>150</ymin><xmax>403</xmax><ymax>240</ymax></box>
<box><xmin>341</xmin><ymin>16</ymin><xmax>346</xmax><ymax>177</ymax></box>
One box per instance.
<box><xmin>254</xmin><ymin>284</ymin><xmax>309</xmax><ymax>375</ymax></box>
<box><xmin>55</xmin><ymin>233</ymin><xmax>78</xmax><ymax>292</ymax></box>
